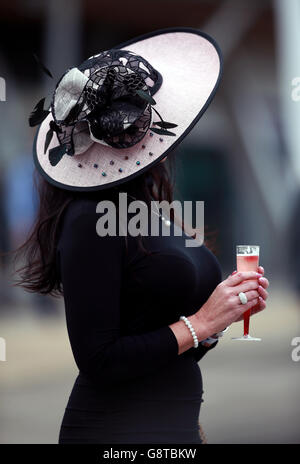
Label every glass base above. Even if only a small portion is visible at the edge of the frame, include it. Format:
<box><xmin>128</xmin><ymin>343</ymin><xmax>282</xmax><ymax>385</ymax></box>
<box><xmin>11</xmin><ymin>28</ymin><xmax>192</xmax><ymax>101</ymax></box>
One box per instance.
<box><xmin>231</xmin><ymin>334</ymin><xmax>261</xmax><ymax>341</ymax></box>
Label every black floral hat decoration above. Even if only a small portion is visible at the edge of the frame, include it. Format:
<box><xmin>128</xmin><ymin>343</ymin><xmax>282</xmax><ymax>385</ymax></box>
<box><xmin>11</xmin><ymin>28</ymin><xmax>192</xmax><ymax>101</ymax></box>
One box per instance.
<box><xmin>30</xmin><ymin>48</ymin><xmax>177</xmax><ymax>167</ymax></box>
<box><xmin>31</xmin><ymin>27</ymin><xmax>222</xmax><ymax>191</ymax></box>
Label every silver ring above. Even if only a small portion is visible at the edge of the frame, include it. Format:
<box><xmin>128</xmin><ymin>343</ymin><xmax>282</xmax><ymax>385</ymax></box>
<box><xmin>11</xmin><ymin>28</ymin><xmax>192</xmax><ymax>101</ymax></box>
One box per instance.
<box><xmin>238</xmin><ymin>292</ymin><xmax>248</xmax><ymax>305</ymax></box>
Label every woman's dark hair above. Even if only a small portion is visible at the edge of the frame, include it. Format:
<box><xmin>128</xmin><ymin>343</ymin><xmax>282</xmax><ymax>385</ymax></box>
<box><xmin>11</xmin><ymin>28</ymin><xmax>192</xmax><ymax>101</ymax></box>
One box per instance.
<box><xmin>10</xmin><ymin>152</ymin><xmax>217</xmax><ymax>297</ymax></box>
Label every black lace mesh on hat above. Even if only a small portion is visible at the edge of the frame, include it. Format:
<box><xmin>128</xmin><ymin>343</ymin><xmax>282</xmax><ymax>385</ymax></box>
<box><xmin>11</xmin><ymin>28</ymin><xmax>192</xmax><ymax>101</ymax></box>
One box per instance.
<box><xmin>29</xmin><ymin>48</ymin><xmax>178</xmax><ymax>166</ymax></box>
<box><xmin>51</xmin><ymin>49</ymin><xmax>163</xmax><ymax>153</ymax></box>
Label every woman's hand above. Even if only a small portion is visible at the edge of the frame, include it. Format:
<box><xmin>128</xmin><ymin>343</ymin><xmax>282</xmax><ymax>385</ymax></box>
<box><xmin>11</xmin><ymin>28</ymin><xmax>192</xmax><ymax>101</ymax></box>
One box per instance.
<box><xmin>194</xmin><ymin>268</ymin><xmax>269</xmax><ymax>339</ymax></box>
<box><xmin>231</xmin><ymin>266</ymin><xmax>269</xmax><ymax>322</ymax></box>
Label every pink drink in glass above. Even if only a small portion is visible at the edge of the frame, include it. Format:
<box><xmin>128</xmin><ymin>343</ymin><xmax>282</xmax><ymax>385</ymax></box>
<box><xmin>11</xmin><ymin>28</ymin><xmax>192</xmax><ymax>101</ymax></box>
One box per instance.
<box><xmin>232</xmin><ymin>245</ymin><xmax>261</xmax><ymax>341</ymax></box>
<box><xmin>236</xmin><ymin>254</ymin><xmax>259</xmax><ymax>336</ymax></box>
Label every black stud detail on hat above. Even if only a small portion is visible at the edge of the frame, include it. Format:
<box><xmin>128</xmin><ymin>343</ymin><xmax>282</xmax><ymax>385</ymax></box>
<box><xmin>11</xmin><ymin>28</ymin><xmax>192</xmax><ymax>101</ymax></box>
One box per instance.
<box><xmin>110</xmin><ymin>160</ymin><xmax>114</xmax><ymax>165</ymax></box>
<box><xmin>125</xmin><ymin>156</ymin><xmax>129</xmax><ymax>160</ymax></box>
<box><xmin>102</xmin><ymin>172</ymin><xmax>107</xmax><ymax>176</ymax></box>
<box><xmin>150</xmin><ymin>132</ymin><xmax>153</xmax><ymax>137</ymax></box>
<box><xmin>136</xmin><ymin>161</ymin><xmax>140</xmax><ymax>165</ymax></box>
<box><xmin>78</xmin><ymin>163</ymin><xmax>82</xmax><ymax>168</ymax></box>
<box><xmin>93</xmin><ymin>163</ymin><xmax>98</xmax><ymax>168</ymax></box>
<box><xmin>149</xmin><ymin>152</ymin><xmax>153</xmax><ymax>156</ymax></box>
<box><xmin>119</xmin><ymin>168</ymin><xmax>123</xmax><ymax>172</ymax></box>
<box><xmin>159</xmin><ymin>138</ymin><xmax>163</xmax><ymax>142</ymax></box>
<box><xmin>142</xmin><ymin>145</ymin><xmax>146</xmax><ymax>149</ymax></box>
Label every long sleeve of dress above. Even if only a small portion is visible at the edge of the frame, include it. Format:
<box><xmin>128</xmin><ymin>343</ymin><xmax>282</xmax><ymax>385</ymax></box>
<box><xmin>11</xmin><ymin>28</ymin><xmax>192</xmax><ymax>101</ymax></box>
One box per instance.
<box><xmin>192</xmin><ymin>339</ymin><xmax>218</xmax><ymax>363</ymax></box>
<box><xmin>58</xmin><ymin>208</ymin><xmax>180</xmax><ymax>388</ymax></box>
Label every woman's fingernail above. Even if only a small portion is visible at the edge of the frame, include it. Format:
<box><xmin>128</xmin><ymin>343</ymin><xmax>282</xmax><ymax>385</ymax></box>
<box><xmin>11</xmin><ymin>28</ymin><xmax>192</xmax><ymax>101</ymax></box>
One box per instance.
<box><xmin>231</xmin><ymin>270</ymin><xmax>237</xmax><ymax>275</ymax></box>
<box><xmin>259</xmin><ymin>277</ymin><xmax>266</xmax><ymax>283</ymax></box>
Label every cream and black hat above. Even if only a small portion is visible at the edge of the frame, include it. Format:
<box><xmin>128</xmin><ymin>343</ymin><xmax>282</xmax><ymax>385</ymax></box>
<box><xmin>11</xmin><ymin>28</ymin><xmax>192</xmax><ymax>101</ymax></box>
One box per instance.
<box><xmin>31</xmin><ymin>27</ymin><xmax>222</xmax><ymax>191</ymax></box>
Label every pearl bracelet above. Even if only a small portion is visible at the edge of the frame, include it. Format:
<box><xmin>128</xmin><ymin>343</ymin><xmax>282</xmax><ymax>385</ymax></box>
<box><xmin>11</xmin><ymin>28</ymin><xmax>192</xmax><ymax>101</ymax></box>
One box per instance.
<box><xmin>179</xmin><ymin>315</ymin><xmax>199</xmax><ymax>348</ymax></box>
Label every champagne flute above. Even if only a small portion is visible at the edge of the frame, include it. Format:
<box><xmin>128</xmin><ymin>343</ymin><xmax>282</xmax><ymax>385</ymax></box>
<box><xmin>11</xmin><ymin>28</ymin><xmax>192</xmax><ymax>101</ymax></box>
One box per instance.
<box><xmin>232</xmin><ymin>245</ymin><xmax>261</xmax><ymax>341</ymax></box>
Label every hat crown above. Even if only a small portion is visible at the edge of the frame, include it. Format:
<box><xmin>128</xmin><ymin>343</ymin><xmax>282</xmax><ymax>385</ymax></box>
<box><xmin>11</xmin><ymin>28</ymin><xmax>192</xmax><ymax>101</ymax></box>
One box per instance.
<box><xmin>50</xmin><ymin>48</ymin><xmax>163</xmax><ymax>159</ymax></box>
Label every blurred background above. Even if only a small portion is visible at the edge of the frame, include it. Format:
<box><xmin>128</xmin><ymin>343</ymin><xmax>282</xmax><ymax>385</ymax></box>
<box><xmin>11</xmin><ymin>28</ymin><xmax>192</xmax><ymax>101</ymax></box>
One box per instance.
<box><xmin>0</xmin><ymin>0</ymin><xmax>300</xmax><ymax>444</ymax></box>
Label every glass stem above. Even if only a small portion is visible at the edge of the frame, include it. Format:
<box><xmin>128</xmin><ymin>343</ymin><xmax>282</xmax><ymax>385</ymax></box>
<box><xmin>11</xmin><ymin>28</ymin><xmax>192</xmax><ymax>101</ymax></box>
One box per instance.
<box><xmin>244</xmin><ymin>309</ymin><xmax>251</xmax><ymax>336</ymax></box>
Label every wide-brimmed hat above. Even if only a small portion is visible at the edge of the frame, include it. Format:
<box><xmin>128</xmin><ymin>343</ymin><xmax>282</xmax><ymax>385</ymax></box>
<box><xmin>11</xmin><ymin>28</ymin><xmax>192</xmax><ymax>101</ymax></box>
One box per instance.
<box><xmin>31</xmin><ymin>27</ymin><xmax>222</xmax><ymax>191</ymax></box>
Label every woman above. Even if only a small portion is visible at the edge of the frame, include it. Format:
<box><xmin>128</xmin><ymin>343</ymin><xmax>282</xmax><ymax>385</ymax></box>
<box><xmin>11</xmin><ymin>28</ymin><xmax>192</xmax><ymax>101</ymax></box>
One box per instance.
<box><xmin>17</xmin><ymin>28</ymin><xmax>269</xmax><ymax>444</ymax></box>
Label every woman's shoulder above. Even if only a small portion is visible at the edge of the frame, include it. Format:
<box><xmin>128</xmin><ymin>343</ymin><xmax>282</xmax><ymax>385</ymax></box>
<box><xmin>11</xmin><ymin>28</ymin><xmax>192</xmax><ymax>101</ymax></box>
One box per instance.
<box><xmin>63</xmin><ymin>197</ymin><xmax>100</xmax><ymax>225</ymax></box>
<box><xmin>58</xmin><ymin>198</ymin><xmax>98</xmax><ymax>247</ymax></box>
<box><xmin>58</xmin><ymin>195</ymin><xmax>125</xmax><ymax>253</ymax></box>
<box><xmin>63</xmin><ymin>188</ymin><xmax>120</xmax><ymax>223</ymax></box>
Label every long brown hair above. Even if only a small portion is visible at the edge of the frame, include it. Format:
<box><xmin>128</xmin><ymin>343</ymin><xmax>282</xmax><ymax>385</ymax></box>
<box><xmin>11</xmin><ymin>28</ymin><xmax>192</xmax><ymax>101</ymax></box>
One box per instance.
<box><xmin>9</xmin><ymin>153</ymin><xmax>216</xmax><ymax>297</ymax></box>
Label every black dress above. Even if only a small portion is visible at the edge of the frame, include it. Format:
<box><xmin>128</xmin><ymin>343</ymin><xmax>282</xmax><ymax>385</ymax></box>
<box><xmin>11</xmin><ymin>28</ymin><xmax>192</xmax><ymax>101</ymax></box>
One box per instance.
<box><xmin>57</xmin><ymin>180</ymin><xmax>222</xmax><ymax>444</ymax></box>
